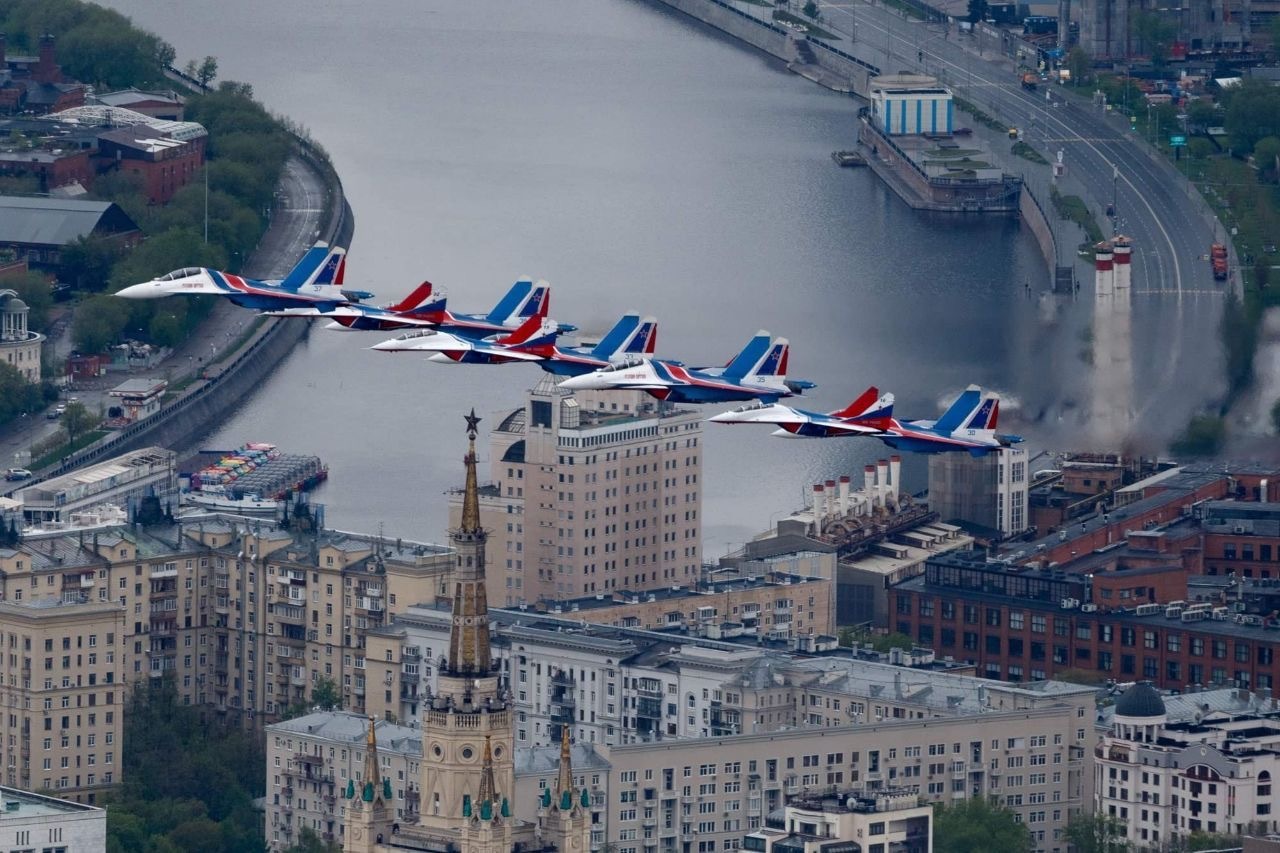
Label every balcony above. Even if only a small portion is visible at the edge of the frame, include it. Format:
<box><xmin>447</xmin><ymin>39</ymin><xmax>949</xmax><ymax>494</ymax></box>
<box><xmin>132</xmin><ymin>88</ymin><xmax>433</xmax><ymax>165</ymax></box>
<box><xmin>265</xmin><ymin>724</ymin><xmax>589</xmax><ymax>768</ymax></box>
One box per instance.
<box><xmin>150</xmin><ymin>566</ymin><xmax>178</xmax><ymax>579</ymax></box>
<box><xmin>291</xmin><ymin>672</ymin><xmax>307</xmax><ymax>688</ymax></box>
<box><xmin>356</xmin><ymin>597</ymin><xmax>384</xmax><ymax>614</ymax></box>
<box><xmin>214</xmin><ymin>655</ymin><xmax>229</xmax><ymax>674</ymax></box>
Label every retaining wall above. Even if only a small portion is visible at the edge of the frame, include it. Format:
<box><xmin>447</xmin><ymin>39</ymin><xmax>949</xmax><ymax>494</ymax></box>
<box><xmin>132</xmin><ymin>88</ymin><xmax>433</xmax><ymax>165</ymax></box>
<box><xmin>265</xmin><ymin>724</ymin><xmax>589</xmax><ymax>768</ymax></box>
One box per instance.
<box><xmin>1019</xmin><ymin>185</ymin><xmax>1056</xmax><ymax>271</ymax></box>
<box><xmin>652</xmin><ymin>0</ymin><xmax>793</xmax><ymax>60</ymax></box>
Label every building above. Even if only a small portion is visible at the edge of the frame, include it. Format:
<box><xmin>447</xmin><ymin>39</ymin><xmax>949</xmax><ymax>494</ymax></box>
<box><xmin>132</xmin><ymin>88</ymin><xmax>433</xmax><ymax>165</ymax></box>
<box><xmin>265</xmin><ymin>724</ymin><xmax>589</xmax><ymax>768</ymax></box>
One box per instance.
<box><xmin>889</xmin><ymin>543</ymin><xmax>1280</xmax><ymax>691</ymax></box>
<box><xmin>0</xmin><ymin>196</ymin><xmax>140</xmax><ymax>269</ymax></box>
<box><xmin>0</xmin><ymin>598</ymin><xmax>126</xmax><ymax>803</ymax></box>
<box><xmin>927</xmin><ymin>447</ymin><xmax>1029</xmax><ymax>539</ymax></box>
<box><xmin>0</xmin><ymin>288</ymin><xmax>43</xmax><ymax>382</ymax></box>
<box><xmin>0</xmin><ymin>35</ymin><xmax>86</xmax><ymax>116</ymax></box>
<box><xmin>16</xmin><ymin>447</ymin><xmax>176</xmax><ymax>524</ymax></box>
<box><xmin>448</xmin><ymin>378</ymin><xmax>703</xmax><ymax>605</ymax></box>
<box><xmin>1201</xmin><ymin>500</ymin><xmax>1280</xmax><ymax>578</ymax></box>
<box><xmin>331</xmin><ymin>410</ymin><xmax>590</xmax><ymax>853</ymax></box>
<box><xmin>743</xmin><ymin>789</ymin><xmax>932</xmax><ymax>853</ymax></box>
<box><xmin>1094</xmin><ymin>682</ymin><xmax>1280</xmax><ymax>846</ymax></box>
<box><xmin>868</xmin><ymin>75</ymin><xmax>953</xmax><ymax>136</ymax></box>
<box><xmin>108</xmin><ymin>378</ymin><xmax>167</xmax><ymax>423</ymax></box>
<box><xmin>93</xmin><ymin>88</ymin><xmax>185</xmax><ymax>121</ymax></box>
<box><xmin>0</xmin><ymin>495</ymin><xmax>455</xmax><ymax>723</ymax></box>
<box><xmin>0</xmin><ymin>784</ymin><xmax>106</xmax><ymax>850</ymax></box>
<box><xmin>1078</xmin><ymin>0</ymin><xmax>1250</xmax><ymax>60</ymax></box>
<box><xmin>96</xmin><ymin>121</ymin><xmax>207</xmax><ymax>205</ymax></box>
<box><xmin>720</xmin><ymin>460</ymin><xmax>971</xmax><ymax>627</ymax></box>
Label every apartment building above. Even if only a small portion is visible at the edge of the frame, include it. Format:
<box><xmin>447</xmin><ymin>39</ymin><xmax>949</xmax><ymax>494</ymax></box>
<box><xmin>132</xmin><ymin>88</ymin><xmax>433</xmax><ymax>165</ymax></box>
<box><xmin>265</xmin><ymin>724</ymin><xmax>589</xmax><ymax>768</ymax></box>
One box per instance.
<box><xmin>1095</xmin><ymin>683</ymin><xmax>1280</xmax><ymax>847</ymax></box>
<box><xmin>891</xmin><ymin>548</ymin><xmax>1280</xmax><ymax>691</ymax></box>
<box><xmin>0</xmin><ymin>599</ymin><xmax>125</xmax><ymax>803</ymax></box>
<box><xmin>363</xmin><ymin>588</ymin><xmax>839</xmax><ymax>746</ymax></box>
<box><xmin>264</xmin><ymin>712</ymin><xmax>611</xmax><ymax>852</ymax></box>
<box><xmin>927</xmin><ymin>447</ymin><xmax>1029</xmax><ymax>538</ymax></box>
<box><xmin>0</xmin><ymin>513</ymin><xmax>453</xmax><ymax>727</ymax></box>
<box><xmin>0</xmin><ymin>784</ymin><xmax>106</xmax><ymax>851</ymax></box>
<box><xmin>448</xmin><ymin>379</ymin><xmax>703</xmax><ymax>605</ymax></box>
<box><xmin>744</xmin><ymin>789</ymin><xmax>932</xmax><ymax>853</ymax></box>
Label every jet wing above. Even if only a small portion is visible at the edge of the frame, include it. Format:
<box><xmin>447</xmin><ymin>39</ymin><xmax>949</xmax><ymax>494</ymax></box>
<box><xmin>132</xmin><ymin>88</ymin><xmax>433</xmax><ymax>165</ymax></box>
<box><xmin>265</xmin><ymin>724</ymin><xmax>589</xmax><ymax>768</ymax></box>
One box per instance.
<box><xmin>708</xmin><ymin>404</ymin><xmax>880</xmax><ymax>436</ymax></box>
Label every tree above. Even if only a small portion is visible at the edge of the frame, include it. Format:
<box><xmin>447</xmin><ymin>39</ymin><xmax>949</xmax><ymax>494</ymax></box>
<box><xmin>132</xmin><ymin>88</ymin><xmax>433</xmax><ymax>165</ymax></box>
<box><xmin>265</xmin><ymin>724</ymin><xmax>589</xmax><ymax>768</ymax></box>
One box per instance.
<box><xmin>933</xmin><ymin>799</ymin><xmax>1033</xmax><ymax>853</ymax></box>
<box><xmin>1131</xmin><ymin>11</ymin><xmax>1175</xmax><ymax>67</ymax></box>
<box><xmin>284</xmin><ymin>828</ymin><xmax>342</xmax><ymax>853</ymax></box>
<box><xmin>1271</xmin><ymin>397</ymin><xmax>1280</xmax><ymax>433</ymax></box>
<box><xmin>1066</xmin><ymin>46</ymin><xmax>1090</xmax><ymax>87</ymax></box>
<box><xmin>7</xmin><ymin>271</ymin><xmax>53</xmax><ymax>332</ymax></box>
<box><xmin>72</xmin><ymin>294</ymin><xmax>129</xmax><ymax>353</ymax></box>
<box><xmin>1170</xmin><ymin>414</ymin><xmax>1226</xmax><ymax>457</ymax></box>
<box><xmin>1255</xmin><ymin>255</ymin><xmax>1270</xmax><ymax>290</ymax></box>
<box><xmin>966</xmin><ymin>0</ymin><xmax>988</xmax><ymax>23</ymax></box>
<box><xmin>196</xmin><ymin>55</ymin><xmax>218</xmax><ymax>88</ymax></box>
<box><xmin>311</xmin><ymin>676</ymin><xmax>341</xmax><ymax>711</ymax></box>
<box><xmin>1066</xmin><ymin>813</ymin><xmax>1131</xmax><ymax>853</ymax></box>
<box><xmin>802</xmin><ymin>0</ymin><xmax>820</xmax><ymax>19</ymax></box>
<box><xmin>1254</xmin><ymin>135</ymin><xmax>1280</xmax><ymax>182</ymax></box>
<box><xmin>1186</xmin><ymin>98</ymin><xmax>1218</xmax><ymax>131</ymax></box>
<box><xmin>61</xmin><ymin>401</ymin><xmax>98</xmax><ymax>445</ymax></box>
<box><xmin>60</xmin><ymin>235</ymin><xmax>119</xmax><ymax>292</ymax></box>
<box><xmin>1271</xmin><ymin>14</ymin><xmax>1280</xmax><ymax>60</ymax></box>
<box><xmin>1225</xmin><ymin>80</ymin><xmax>1280</xmax><ymax>157</ymax></box>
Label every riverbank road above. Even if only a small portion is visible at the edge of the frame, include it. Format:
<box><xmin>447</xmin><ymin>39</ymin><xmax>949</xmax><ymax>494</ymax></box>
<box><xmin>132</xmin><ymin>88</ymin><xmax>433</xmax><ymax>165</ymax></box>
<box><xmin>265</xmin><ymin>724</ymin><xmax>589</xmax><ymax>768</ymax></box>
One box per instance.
<box><xmin>816</xmin><ymin>0</ymin><xmax>1224</xmax><ymax>442</ymax></box>
<box><xmin>0</xmin><ymin>153</ymin><xmax>329</xmax><ymax>474</ymax></box>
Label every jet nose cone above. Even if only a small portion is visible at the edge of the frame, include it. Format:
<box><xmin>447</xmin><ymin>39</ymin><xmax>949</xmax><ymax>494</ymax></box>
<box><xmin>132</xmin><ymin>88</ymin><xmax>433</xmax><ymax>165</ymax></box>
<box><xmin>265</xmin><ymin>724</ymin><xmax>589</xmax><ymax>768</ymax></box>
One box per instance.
<box><xmin>370</xmin><ymin>338</ymin><xmax>410</xmax><ymax>352</ymax></box>
<box><xmin>115</xmin><ymin>282</ymin><xmax>161</xmax><ymax>299</ymax></box>
<box><xmin>707</xmin><ymin>411</ymin><xmax>742</xmax><ymax>424</ymax></box>
<box><xmin>558</xmin><ymin>373</ymin><xmax>599</xmax><ymax>391</ymax></box>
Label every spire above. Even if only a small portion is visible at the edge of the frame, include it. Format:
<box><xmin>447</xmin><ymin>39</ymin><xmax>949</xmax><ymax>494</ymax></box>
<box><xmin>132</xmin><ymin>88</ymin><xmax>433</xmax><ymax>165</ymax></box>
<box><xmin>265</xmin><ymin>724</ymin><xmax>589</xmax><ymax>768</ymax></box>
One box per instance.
<box><xmin>447</xmin><ymin>409</ymin><xmax>493</xmax><ymax>677</ymax></box>
<box><xmin>556</xmin><ymin>725</ymin><xmax>574</xmax><ymax>802</ymax></box>
<box><xmin>362</xmin><ymin>716</ymin><xmax>382</xmax><ymax>803</ymax></box>
<box><xmin>477</xmin><ymin>734</ymin><xmax>498</xmax><ymax>809</ymax></box>
<box><xmin>461</xmin><ymin>408</ymin><xmax>482</xmax><ymax>533</ymax></box>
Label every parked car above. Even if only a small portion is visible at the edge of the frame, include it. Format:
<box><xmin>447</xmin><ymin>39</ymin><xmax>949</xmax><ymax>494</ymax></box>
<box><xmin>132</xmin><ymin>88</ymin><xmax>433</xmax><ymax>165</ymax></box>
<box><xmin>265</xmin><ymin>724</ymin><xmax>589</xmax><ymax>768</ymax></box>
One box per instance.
<box><xmin>4</xmin><ymin>468</ymin><xmax>32</xmax><ymax>481</ymax></box>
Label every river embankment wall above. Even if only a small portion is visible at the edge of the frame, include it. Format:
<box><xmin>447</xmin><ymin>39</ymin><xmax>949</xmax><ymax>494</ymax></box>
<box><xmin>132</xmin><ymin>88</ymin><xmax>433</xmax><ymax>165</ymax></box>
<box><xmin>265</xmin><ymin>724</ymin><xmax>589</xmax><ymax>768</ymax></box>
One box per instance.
<box><xmin>43</xmin><ymin>140</ymin><xmax>352</xmax><ymax>478</ymax></box>
<box><xmin>654</xmin><ymin>0</ymin><xmax>793</xmax><ymax>59</ymax></box>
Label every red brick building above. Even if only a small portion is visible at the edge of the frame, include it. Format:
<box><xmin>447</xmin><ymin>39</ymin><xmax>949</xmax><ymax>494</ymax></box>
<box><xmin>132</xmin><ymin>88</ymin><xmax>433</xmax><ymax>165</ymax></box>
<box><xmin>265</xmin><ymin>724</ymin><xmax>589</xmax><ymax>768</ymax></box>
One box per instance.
<box><xmin>96</xmin><ymin>125</ymin><xmax>207</xmax><ymax>205</ymax></box>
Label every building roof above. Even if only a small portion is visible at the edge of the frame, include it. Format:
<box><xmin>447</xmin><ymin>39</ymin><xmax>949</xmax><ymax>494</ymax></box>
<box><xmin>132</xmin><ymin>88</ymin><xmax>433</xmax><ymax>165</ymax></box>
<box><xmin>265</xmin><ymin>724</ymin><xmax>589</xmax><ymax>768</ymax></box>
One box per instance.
<box><xmin>515</xmin><ymin>742</ymin><xmax>610</xmax><ymax>775</ymax></box>
<box><xmin>269</xmin><ymin>711</ymin><xmax>423</xmax><ymax>757</ymax></box>
<box><xmin>0</xmin><ymin>196</ymin><xmax>138</xmax><ymax>247</ymax></box>
<box><xmin>1115</xmin><ymin>682</ymin><xmax>1166</xmax><ymax>718</ymax></box>
<box><xmin>0</xmin><ymin>784</ymin><xmax>103</xmax><ymax>818</ymax></box>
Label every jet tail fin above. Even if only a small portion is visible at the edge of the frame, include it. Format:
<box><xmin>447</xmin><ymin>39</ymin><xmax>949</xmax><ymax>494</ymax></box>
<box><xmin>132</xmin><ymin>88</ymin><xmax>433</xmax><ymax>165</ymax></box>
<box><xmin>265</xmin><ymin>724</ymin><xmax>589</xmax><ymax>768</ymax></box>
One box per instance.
<box><xmin>278</xmin><ymin>242</ymin><xmax>335</xmax><ymax>291</ymax></box>
<box><xmin>934</xmin><ymin>385</ymin><xmax>985</xmax><ymax>434</ymax></box>
<box><xmin>832</xmin><ymin>386</ymin><xmax>895</xmax><ymax>421</ymax></box>
<box><xmin>720</xmin><ymin>331</ymin><xmax>778</xmax><ymax>382</ymax></box>
<box><xmin>485</xmin><ymin>278</ymin><xmax>550</xmax><ymax>326</ymax></box>
<box><xmin>735</xmin><ymin>337</ymin><xmax>790</xmax><ymax>388</ymax></box>
<box><xmin>388</xmin><ymin>281</ymin><xmax>446</xmax><ymax>316</ymax></box>
<box><xmin>590</xmin><ymin>314</ymin><xmax>658</xmax><ymax>360</ymax></box>
<box><xmin>499</xmin><ymin>315</ymin><xmax>561</xmax><ymax>347</ymax></box>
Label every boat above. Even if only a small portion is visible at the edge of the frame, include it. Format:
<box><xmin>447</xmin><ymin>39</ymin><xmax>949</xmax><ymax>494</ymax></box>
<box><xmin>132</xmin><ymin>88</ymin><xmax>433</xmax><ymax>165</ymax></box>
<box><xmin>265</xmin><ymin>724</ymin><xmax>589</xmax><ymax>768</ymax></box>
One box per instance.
<box><xmin>832</xmin><ymin>150</ymin><xmax>866</xmax><ymax>167</ymax></box>
<box><xmin>186</xmin><ymin>443</ymin><xmax>327</xmax><ymax>501</ymax></box>
<box><xmin>184</xmin><ymin>493</ymin><xmax>280</xmax><ymax>514</ymax></box>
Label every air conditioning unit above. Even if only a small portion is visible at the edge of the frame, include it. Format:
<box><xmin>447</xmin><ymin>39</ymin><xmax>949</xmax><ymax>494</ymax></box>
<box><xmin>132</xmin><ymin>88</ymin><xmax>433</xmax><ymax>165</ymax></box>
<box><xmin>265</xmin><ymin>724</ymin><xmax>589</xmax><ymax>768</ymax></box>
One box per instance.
<box><xmin>1080</xmin><ymin>604</ymin><xmax>1098</xmax><ymax>613</ymax></box>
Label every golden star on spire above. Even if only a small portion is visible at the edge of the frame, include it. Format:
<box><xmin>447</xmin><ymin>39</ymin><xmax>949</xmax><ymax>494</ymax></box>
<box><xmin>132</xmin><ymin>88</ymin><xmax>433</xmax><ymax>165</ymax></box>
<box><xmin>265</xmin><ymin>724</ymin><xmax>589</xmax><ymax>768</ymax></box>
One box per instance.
<box><xmin>465</xmin><ymin>408</ymin><xmax>481</xmax><ymax>440</ymax></box>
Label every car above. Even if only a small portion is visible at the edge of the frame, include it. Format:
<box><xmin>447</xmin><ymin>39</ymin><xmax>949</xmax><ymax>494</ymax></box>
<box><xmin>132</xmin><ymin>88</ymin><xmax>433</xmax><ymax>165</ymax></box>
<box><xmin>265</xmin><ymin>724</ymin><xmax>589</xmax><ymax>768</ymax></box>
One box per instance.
<box><xmin>4</xmin><ymin>468</ymin><xmax>32</xmax><ymax>481</ymax></box>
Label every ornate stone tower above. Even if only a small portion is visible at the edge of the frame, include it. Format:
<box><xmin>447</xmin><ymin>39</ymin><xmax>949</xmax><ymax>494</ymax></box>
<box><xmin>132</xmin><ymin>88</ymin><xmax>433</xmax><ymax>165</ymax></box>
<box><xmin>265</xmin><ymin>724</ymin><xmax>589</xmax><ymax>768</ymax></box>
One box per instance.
<box><xmin>417</xmin><ymin>410</ymin><xmax>515</xmax><ymax>851</ymax></box>
<box><xmin>344</xmin><ymin>717</ymin><xmax>394</xmax><ymax>853</ymax></box>
<box><xmin>537</xmin><ymin>727</ymin><xmax>591</xmax><ymax>853</ymax></box>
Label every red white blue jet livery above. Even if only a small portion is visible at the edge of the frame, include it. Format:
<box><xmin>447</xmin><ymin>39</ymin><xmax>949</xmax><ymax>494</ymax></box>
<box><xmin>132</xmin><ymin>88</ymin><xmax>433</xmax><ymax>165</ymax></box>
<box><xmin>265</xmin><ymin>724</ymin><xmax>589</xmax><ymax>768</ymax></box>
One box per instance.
<box><xmin>114</xmin><ymin>242</ymin><xmax>363</xmax><ymax>312</ymax></box>
<box><xmin>558</xmin><ymin>331</ymin><xmax>813</xmax><ymax>404</ymax></box>
<box><xmin>318</xmin><ymin>276</ymin><xmax>575</xmax><ymax>338</ymax></box>
<box><xmin>370</xmin><ymin>312</ymin><xmax>657</xmax><ymax>376</ymax></box>
<box><xmin>709</xmin><ymin>384</ymin><xmax>1022</xmax><ymax>456</ymax></box>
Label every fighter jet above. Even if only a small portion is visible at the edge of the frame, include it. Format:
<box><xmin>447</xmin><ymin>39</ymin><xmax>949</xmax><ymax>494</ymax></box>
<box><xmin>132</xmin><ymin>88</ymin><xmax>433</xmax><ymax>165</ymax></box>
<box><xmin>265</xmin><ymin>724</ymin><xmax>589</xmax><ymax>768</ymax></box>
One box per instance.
<box><xmin>114</xmin><ymin>243</ymin><xmax>366</xmax><ymax>312</ymax></box>
<box><xmin>558</xmin><ymin>331</ymin><xmax>813</xmax><ymax>404</ymax></box>
<box><xmin>370</xmin><ymin>312</ymin><xmax>657</xmax><ymax>375</ymax></box>
<box><xmin>318</xmin><ymin>276</ymin><xmax>575</xmax><ymax>338</ymax></box>
<box><xmin>709</xmin><ymin>384</ymin><xmax>1022</xmax><ymax>456</ymax></box>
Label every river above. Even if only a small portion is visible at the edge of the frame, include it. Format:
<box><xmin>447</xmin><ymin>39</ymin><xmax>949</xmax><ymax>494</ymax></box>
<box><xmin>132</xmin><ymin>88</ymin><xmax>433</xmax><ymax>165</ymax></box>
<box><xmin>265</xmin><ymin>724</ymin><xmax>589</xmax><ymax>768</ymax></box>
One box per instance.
<box><xmin>97</xmin><ymin>0</ymin><xmax>1067</xmax><ymax>556</ymax></box>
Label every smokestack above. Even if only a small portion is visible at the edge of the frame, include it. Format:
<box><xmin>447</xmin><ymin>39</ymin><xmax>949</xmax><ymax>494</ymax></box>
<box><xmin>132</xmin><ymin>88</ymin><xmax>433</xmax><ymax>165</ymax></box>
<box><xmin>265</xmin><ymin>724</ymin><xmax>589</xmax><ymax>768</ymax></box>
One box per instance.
<box><xmin>1094</xmin><ymin>241</ymin><xmax>1114</xmax><ymax>296</ymax></box>
<box><xmin>863</xmin><ymin>464</ymin><xmax>876</xmax><ymax>497</ymax></box>
<box><xmin>0</xmin><ymin>34</ymin><xmax>8</xmax><ymax>69</ymax></box>
<box><xmin>1112</xmin><ymin>236</ymin><xmax>1132</xmax><ymax>289</ymax></box>
<box><xmin>876</xmin><ymin>460</ymin><xmax>889</xmax><ymax>508</ymax></box>
<box><xmin>838</xmin><ymin>476</ymin><xmax>851</xmax><ymax>517</ymax></box>
<box><xmin>812</xmin><ymin>484</ymin><xmax>825</xmax><ymax>524</ymax></box>
<box><xmin>36</xmin><ymin>34</ymin><xmax>58</xmax><ymax>84</ymax></box>
<box><xmin>889</xmin><ymin>456</ymin><xmax>902</xmax><ymax>506</ymax></box>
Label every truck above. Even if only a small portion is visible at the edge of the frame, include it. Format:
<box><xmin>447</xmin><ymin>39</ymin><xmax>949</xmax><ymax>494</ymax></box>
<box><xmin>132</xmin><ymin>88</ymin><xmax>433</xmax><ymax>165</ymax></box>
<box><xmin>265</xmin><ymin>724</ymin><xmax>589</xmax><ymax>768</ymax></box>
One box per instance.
<box><xmin>1211</xmin><ymin>243</ymin><xmax>1228</xmax><ymax>281</ymax></box>
<box><xmin>1021</xmin><ymin>72</ymin><xmax>1038</xmax><ymax>91</ymax></box>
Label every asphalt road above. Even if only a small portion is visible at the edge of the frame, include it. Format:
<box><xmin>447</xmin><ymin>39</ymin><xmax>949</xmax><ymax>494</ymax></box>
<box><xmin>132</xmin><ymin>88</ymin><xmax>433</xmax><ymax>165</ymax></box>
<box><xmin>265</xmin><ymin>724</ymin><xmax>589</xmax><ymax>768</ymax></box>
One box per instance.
<box><xmin>815</xmin><ymin>1</ymin><xmax>1227</xmax><ymax>444</ymax></box>
<box><xmin>0</xmin><ymin>155</ymin><xmax>328</xmax><ymax>479</ymax></box>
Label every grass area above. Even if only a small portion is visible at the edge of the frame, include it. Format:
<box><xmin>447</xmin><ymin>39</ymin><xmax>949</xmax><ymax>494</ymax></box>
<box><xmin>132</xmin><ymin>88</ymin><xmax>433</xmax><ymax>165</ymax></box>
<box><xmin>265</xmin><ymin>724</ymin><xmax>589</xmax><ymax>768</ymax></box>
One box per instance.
<box><xmin>32</xmin><ymin>430</ymin><xmax>108</xmax><ymax>471</ymax></box>
<box><xmin>925</xmin><ymin>158</ymin><xmax>991</xmax><ymax>169</ymax></box>
<box><xmin>772</xmin><ymin>10</ymin><xmax>841</xmax><ymax>40</ymax></box>
<box><xmin>879</xmin><ymin>0</ymin><xmax>926</xmax><ymax>20</ymax></box>
<box><xmin>1051</xmin><ymin>185</ymin><xmax>1105</xmax><ymax>248</ymax></box>
<box><xmin>1011</xmin><ymin>140</ymin><xmax>1049</xmax><ymax>165</ymax></box>
<box><xmin>925</xmin><ymin>148</ymin><xmax>982</xmax><ymax>158</ymax></box>
<box><xmin>952</xmin><ymin>96</ymin><xmax>1005</xmax><ymax>133</ymax></box>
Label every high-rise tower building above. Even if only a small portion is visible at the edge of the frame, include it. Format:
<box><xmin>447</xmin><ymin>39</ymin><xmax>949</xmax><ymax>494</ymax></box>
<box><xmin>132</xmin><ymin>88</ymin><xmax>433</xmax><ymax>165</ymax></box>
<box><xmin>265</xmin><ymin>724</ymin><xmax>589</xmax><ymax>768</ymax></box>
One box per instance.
<box><xmin>343</xmin><ymin>412</ymin><xmax>589</xmax><ymax>853</ymax></box>
<box><xmin>450</xmin><ymin>379</ymin><xmax>703</xmax><ymax>606</ymax></box>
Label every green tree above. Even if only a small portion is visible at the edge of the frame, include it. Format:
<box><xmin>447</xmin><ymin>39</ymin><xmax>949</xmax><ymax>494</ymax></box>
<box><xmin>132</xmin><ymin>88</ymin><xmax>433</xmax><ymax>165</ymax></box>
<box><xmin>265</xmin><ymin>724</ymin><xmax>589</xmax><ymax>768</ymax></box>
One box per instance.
<box><xmin>1254</xmin><ymin>135</ymin><xmax>1280</xmax><ymax>182</ymax></box>
<box><xmin>967</xmin><ymin>0</ymin><xmax>988</xmax><ymax>23</ymax></box>
<box><xmin>1188</xmin><ymin>137</ymin><xmax>1215</xmax><ymax>159</ymax></box>
<box><xmin>1225</xmin><ymin>79</ymin><xmax>1280</xmax><ymax>157</ymax></box>
<box><xmin>72</xmin><ymin>294</ymin><xmax>130</xmax><ymax>353</ymax></box>
<box><xmin>311</xmin><ymin>676</ymin><xmax>342</xmax><ymax>711</ymax></box>
<box><xmin>61</xmin><ymin>401</ymin><xmax>97</xmax><ymax>444</ymax></box>
<box><xmin>1065</xmin><ymin>813</ymin><xmax>1131</xmax><ymax>853</ymax></box>
<box><xmin>60</xmin><ymin>235</ymin><xmax>119</xmax><ymax>292</ymax></box>
<box><xmin>1271</xmin><ymin>397</ymin><xmax>1280</xmax><ymax>433</ymax></box>
<box><xmin>1131</xmin><ymin>11</ymin><xmax>1174</xmax><ymax>67</ymax></box>
<box><xmin>1220</xmin><ymin>290</ymin><xmax>1258</xmax><ymax>398</ymax></box>
<box><xmin>1186</xmin><ymin>98</ymin><xmax>1218</xmax><ymax>131</ymax></box>
<box><xmin>196</xmin><ymin>55</ymin><xmax>218</xmax><ymax>88</ymax></box>
<box><xmin>933</xmin><ymin>799</ymin><xmax>1032</xmax><ymax>853</ymax></box>
<box><xmin>148</xmin><ymin>311</ymin><xmax>183</xmax><ymax>348</ymax></box>
<box><xmin>7</xmin><ymin>271</ymin><xmax>53</xmax><ymax>332</ymax></box>
<box><xmin>1271</xmin><ymin>14</ymin><xmax>1280</xmax><ymax>59</ymax></box>
<box><xmin>1066</xmin><ymin>46</ymin><xmax>1090</xmax><ymax>86</ymax></box>
<box><xmin>802</xmin><ymin>0</ymin><xmax>820</xmax><ymax>19</ymax></box>
<box><xmin>1255</xmin><ymin>256</ymin><xmax>1271</xmax><ymax>290</ymax></box>
<box><xmin>0</xmin><ymin>361</ymin><xmax>48</xmax><ymax>426</ymax></box>
<box><xmin>1171</xmin><ymin>414</ymin><xmax>1226</xmax><ymax>457</ymax></box>
<box><xmin>284</xmin><ymin>827</ymin><xmax>342</xmax><ymax>853</ymax></box>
